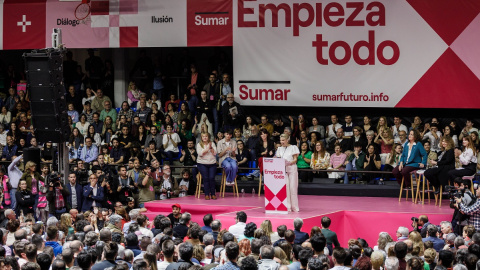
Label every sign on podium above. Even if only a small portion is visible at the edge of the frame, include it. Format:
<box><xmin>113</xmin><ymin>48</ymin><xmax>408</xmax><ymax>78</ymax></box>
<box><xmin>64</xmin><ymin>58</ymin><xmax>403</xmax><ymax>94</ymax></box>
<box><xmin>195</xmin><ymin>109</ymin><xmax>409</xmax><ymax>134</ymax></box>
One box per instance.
<box><xmin>263</xmin><ymin>158</ymin><xmax>288</xmax><ymax>214</ymax></box>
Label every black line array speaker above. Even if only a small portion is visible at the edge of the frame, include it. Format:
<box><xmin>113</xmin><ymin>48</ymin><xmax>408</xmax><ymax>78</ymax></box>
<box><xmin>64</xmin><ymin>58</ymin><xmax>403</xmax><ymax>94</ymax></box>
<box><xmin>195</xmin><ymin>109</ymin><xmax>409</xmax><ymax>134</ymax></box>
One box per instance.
<box><xmin>24</xmin><ymin>49</ymin><xmax>71</xmax><ymax>143</ymax></box>
<box><xmin>23</xmin><ymin>148</ymin><xmax>41</xmax><ymax>166</ymax></box>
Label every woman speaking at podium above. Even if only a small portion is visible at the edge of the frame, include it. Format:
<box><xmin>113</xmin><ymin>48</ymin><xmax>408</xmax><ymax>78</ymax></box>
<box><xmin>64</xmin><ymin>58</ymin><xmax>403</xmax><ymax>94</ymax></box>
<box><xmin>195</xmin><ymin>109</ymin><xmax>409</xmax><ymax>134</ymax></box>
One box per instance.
<box><xmin>275</xmin><ymin>134</ymin><xmax>300</xmax><ymax>212</ymax></box>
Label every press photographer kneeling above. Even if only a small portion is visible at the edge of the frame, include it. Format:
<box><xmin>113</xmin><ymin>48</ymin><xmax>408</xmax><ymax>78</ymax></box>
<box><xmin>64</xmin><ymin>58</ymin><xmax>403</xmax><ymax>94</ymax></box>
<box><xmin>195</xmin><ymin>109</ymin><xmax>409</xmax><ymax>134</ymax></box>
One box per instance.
<box><xmin>453</xmin><ymin>177</ymin><xmax>479</xmax><ymax>233</ymax></box>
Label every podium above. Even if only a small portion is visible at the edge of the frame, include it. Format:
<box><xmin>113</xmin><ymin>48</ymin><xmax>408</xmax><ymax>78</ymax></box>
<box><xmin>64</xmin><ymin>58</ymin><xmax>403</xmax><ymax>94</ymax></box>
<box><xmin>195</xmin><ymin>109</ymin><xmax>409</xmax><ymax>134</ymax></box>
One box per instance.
<box><xmin>263</xmin><ymin>158</ymin><xmax>288</xmax><ymax>214</ymax></box>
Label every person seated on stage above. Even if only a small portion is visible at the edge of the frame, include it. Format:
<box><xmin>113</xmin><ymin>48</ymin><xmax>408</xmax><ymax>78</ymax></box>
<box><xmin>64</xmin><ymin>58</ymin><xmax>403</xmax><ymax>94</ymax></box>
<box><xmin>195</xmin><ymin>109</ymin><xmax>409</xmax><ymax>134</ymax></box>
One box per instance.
<box><xmin>381</xmin><ymin>143</ymin><xmax>403</xmax><ymax>183</ymax></box>
<box><xmin>158</xmin><ymin>165</ymin><xmax>180</xmax><ymax>198</ymax></box>
<box><xmin>293</xmin><ymin>218</ymin><xmax>309</xmax><ymax>245</ymax></box>
<box><xmin>297</xmin><ymin>142</ymin><xmax>313</xmax><ymax>183</ymax></box>
<box><xmin>342</xmin><ymin>115</ymin><xmax>355</xmax><ymax>138</ymax></box>
<box><xmin>344</xmin><ymin>142</ymin><xmax>366</xmax><ymax>185</ymax></box>
<box><xmin>258</xmin><ymin>114</ymin><xmax>274</xmax><ymax>136</ymax></box>
<box><xmin>328</xmin><ymin>128</ymin><xmax>352</xmax><ymax>155</ymax></box>
<box><xmin>328</xmin><ymin>144</ymin><xmax>347</xmax><ymax>184</ymax></box>
<box><xmin>423</xmin><ymin>141</ymin><xmax>438</xmax><ymax>169</ymax></box>
<box><xmin>217</xmin><ymin>130</ymin><xmax>238</xmax><ymax>186</ymax></box>
<box><xmin>375</xmin><ymin>127</ymin><xmax>394</xmax><ymax>166</ymax></box>
<box><xmin>326</xmin><ymin>114</ymin><xmax>343</xmax><ymax>142</ymax></box>
<box><xmin>310</xmin><ymin>141</ymin><xmax>330</xmax><ymax>179</ymax></box>
<box><xmin>459</xmin><ymin>119</ymin><xmax>479</xmax><ymax>141</ymax></box>
<box><xmin>363</xmin><ymin>144</ymin><xmax>382</xmax><ymax>185</ymax></box>
<box><xmin>352</xmin><ymin>126</ymin><xmax>367</xmax><ymax>152</ymax></box>
<box><xmin>376</xmin><ymin>116</ymin><xmax>389</xmax><ymax>136</ymax></box>
<box><xmin>392</xmin><ymin>129</ymin><xmax>427</xmax><ymax>189</ymax></box>
<box><xmin>448</xmin><ymin>136</ymin><xmax>477</xmax><ymax>182</ymax></box>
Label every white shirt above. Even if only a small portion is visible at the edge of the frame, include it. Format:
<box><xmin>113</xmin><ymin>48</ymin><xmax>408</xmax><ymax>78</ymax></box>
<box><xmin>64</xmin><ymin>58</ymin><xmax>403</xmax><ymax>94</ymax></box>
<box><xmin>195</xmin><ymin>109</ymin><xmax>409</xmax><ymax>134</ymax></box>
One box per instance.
<box><xmin>327</xmin><ymin>123</ymin><xmax>342</xmax><ymax>139</ymax></box>
<box><xmin>228</xmin><ymin>222</ymin><xmax>246</xmax><ymax>239</ymax></box>
<box><xmin>460</xmin><ymin>148</ymin><xmax>477</xmax><ymax>166</ymax></box>
<box><xmin>8</xmin><ymin>155</ymin><xmax>23</xmax><ymax>188</ymax></box>
<box><xmin>392</xmin><ymin>124</ymin><xmax>408</xmax><ymax>143</ymax></box>
<box><xmin>163</xmin><ymin>133</ymin><xmax>181</xmax><ymax>152</ymax></box>
<box><xmin>423</xmin><ymin>131</ymin><xmax>442</xmax><ymax>152</ymax></box>
<box><xmin>275</xmin><ymin>145</ymin><xmax>300</xmax><ymax>163</ymax></box>
<box><xmin>139</xmin><ymin>227</ymin><xmax>154</xmax><ymax>238</ymax></box>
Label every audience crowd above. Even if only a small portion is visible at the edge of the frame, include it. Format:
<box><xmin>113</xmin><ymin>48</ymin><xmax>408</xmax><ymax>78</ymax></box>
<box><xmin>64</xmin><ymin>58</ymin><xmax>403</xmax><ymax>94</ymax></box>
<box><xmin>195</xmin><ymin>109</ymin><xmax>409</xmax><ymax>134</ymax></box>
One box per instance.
<box><xmin>0</xmin><ymin>206</ymin><xmax>478</xmax><ymax>270</ymax></box>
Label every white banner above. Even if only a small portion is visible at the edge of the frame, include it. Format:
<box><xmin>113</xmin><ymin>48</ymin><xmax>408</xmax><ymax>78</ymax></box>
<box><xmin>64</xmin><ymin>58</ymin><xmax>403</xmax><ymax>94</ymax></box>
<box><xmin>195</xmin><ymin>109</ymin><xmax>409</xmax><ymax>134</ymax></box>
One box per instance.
<box><xmin>263</xmin><ymin>158</ymin><xmax>288</xmax><ymax>214</ymax></box>
<box><xmin>232</xmin><ymin>0</ymin><xmax>451</xmax><ymax>107</ymax></box>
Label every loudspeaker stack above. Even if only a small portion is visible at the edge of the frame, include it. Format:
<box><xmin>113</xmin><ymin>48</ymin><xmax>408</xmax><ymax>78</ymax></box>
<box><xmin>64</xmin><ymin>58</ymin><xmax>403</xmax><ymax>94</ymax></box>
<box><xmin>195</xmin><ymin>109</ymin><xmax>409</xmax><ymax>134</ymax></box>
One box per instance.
<box><xmin>24</xmin><ymin>49</ymin><xmax>71</xmax><ymax>143</ymax></box>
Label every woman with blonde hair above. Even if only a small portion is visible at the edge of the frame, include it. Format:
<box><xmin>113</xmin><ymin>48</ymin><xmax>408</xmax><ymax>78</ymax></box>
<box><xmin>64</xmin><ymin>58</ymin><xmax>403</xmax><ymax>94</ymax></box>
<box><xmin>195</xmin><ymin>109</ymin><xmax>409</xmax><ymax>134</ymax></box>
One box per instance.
<box><xmin>375</xmin><ymin>127</ymin><xmax>394</xmax><ymax>165</ymax></box>
<box><xmin>196</xmin><ymin>132</ymin><xmax>218</xmax><ymax>200</ymax></box>
<box><xmin>58</xmin><ymin>213</ymin><xmax>74</xmax><ymax>235</ymax></box>
<box><xmin>275</xmin><ymin>133</ymin><xmax>300</xmax><ymax>212</ymax></box>
<box><xmin>260</xmin><ymin>220</ymin><xmax>279</xmax><ymax>242</ymax></box>
<box><xmin>448</xmin><ymin>136</ymin><xmax>477</xmax><ymax>181</ymax></box>
<box><xmin>408</xmin><ymin>231</ymin><xmax>425</xmax><ymax>256</ymax></box>
<box><xmin>274</xmin><ymin>246</ymin><xmax>290</xmax><ymax>265</ymax></box>
<box><xmin>310</xmin><ymin>141</ymin><xmax>330</xmax><ymax>178</ymax></box>
<box><xmin>127</xmin><ymin>81</ymin><xmax>143</xmax><ymax>107</ymax></box>
<box><xmin>20</xmin><ymin>161</ymin><xmax>44</xmax><ymax>194</ymax></box>
<box><xmin>376</xmin><ymin>116</ymin><xmax>389</xmax><ymax>135</ymax></box>
<box><xmin>424</xmin><ymin>135</ymin><xmax>455</xmax><ymax>192</ymax></box>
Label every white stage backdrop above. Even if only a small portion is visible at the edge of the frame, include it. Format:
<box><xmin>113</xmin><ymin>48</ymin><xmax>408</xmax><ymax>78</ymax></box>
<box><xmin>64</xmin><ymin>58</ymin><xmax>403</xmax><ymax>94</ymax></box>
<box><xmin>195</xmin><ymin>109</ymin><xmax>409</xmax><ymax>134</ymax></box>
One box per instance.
<box><xmin>232</xmin><ymin>0</ymin><xmax>480</xmax><ymax>108</ymax></box>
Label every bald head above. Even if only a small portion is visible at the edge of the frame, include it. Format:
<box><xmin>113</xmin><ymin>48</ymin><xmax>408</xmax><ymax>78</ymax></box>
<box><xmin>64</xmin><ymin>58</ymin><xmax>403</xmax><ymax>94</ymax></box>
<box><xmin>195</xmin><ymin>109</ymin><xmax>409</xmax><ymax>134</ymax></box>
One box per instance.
<box><xmin>70</xmin><ymin>240</ymin><xmax>83</xmax><ymax>254</ymax></box>
<box><xmin>14</xmin><ymin>229</ymin><xmax>27</xmax><ymax>240</ymax></box>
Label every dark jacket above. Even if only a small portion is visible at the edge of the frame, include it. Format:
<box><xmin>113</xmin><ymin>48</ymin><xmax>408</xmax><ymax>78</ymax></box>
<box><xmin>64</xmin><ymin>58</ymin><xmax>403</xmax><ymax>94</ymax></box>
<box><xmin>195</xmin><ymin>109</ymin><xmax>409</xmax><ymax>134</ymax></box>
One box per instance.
<box><xmin>46</xmin><ymin>183</ymin><xmax>70</xmax><ymax>214</ymax></box>
<box><xmin>222</xmin><ymin>101</ymin><xmax>244</xmax><ymax>128</ymax></box>
<box><xmin>91</xmin><ymin>260</ymin><xmax>116</xmax><ymax>270</ymax></box>
<box><xmin>81</xmin><ymin>185</ymin><xmax>105</xmax><ymax>212</ymax></box>
<box><xmin>173</xmin><ymin>224</ymin><xmax>189</xmax><ymax>239</ymax></box>
<box><xmin>293</xmin><ymin>230</ymin><xmax>309</xmax><ymax>245</ymax></box>
<box><xmin>15</xmin><ymin>189</ymin><xmax>35</xmax><ymax>215</ymax></box>
<box><xmin>166</xmin><ymin>259</ymin><xmax>194</xmax><ymax>270</ymax></box>
<box><xmin>66</xmin><ymin>182</ymin><xmax>83</xmax><ymax>211</ymax></box>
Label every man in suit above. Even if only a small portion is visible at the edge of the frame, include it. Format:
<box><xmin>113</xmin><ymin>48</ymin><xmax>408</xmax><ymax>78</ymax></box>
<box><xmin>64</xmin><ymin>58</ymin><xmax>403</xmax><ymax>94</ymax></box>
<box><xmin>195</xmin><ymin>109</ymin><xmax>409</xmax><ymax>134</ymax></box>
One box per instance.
<box><xmin>293</xmin><ymin>218</ymin><xmax>309</xmax><ymax>245</ymax></box>
<box><xmin>66</xmin><ymin>173</ymin><xmax>83</xmax><ymax>211</ymax></box>
<box><xmin>82</xmin><ymin>174</ymin><xmax>104</xmax><ymax>212</ymax></box>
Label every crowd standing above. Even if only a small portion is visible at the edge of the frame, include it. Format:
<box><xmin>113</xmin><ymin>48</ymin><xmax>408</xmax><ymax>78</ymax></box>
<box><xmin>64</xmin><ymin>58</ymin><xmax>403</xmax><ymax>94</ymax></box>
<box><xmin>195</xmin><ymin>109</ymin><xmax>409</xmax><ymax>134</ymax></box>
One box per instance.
<box><xmin>0</xmin><ymin>203</ymin><xmax>478</xmax><ymax>270</ymax></box>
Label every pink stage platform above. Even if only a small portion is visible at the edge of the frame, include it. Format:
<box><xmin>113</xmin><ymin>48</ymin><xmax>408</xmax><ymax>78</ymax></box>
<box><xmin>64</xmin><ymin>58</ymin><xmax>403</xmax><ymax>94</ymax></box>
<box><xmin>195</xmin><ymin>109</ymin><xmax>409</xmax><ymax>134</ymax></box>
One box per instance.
<box><xmin>144</xmin><ymin>194</ymin><xmax>452</xmax><ymax>247</ymax></box>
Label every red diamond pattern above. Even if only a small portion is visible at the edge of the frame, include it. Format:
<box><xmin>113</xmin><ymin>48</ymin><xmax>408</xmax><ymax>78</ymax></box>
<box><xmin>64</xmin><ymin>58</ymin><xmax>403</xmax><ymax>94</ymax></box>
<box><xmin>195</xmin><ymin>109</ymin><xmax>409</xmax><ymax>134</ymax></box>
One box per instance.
<box><xmin>396</xmin><ymin>48</ymin><xmax>480</xmax><ymax>108</ymax></box>
<box><xmin>407</xmin><ymin>0</ymin><xmax>480</xmax><ymax>45</ymax></box>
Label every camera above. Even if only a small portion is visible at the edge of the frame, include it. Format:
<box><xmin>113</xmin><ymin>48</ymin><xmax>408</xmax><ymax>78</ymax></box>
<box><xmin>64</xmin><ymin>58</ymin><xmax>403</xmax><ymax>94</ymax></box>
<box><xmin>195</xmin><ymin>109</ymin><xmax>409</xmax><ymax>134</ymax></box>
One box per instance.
<box><xmin>48</xmin><ymin>172</ymin><xmax>62</xmax><ymax>188</ymax></box>
<box><xmin>446</xmin><ymin>185</ymin><xmax>463</xmax><ymax>207</ymax></box>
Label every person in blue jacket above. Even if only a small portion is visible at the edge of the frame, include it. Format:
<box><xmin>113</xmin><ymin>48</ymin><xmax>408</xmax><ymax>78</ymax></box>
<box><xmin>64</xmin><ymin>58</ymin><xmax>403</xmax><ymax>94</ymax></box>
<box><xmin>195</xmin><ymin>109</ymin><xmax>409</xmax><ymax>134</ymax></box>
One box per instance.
<box><xmin>392</xmin><ymin>129</ymin><xmax>427</xmax><ymax>188</ymax></box>
<box><xmin>81</xmin><ymin>174</ymin><xmax>104</xmax><ymax>212</ymax></box>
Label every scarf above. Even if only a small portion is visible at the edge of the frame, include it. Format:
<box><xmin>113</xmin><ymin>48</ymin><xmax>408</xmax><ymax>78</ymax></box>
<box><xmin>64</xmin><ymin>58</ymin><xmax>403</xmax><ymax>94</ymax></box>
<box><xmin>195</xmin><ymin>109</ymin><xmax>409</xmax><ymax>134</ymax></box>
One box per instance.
<box><xmin>55</xmin><ymin>187</ymin><xmax>65</xmax><ymax>209</ymax></box>
<box><xmin>2</xmin><ymin>176</ymin><xmax>10</xmax><ymax>206</ymax></box>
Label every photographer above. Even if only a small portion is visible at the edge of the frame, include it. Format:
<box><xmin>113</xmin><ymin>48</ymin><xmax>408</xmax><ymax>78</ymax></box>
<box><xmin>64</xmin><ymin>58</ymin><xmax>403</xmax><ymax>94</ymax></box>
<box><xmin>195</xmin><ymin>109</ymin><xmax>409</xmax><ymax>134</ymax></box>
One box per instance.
<box><xmin>451</xmin><ymin>177</ymin><xmax>476</xmax><ymax>234</ymax></box>
<box><xmin>116</xmin><ymin>165</ymin><xmax>136</xmax><ymax>205</ymax></box>
<box><xmin>411</xmin><ymin>215</ymin><xmax>430</xmax><ymax>238</ymax></box>
<box><xmin>137</xmin><ymin>166</ymin><xmax>155</xmax><ymax>208</ymax></box>
<box><xmin>454</xmin><ymin>179</ymin><xmax>480</xmax><ymax>231</ymax></box>
<box><xmin>75</xmin><ymin>160</ymin><xmax>90</xmax><ymax>187</ymax></box>
<box><xmin>46</xmin><ymin>173</ymin><xmax>70</xmax><ymax>219</ymax></box>
<box><xmin>92</xmin><ymin>166</ymin><xmax>116</xmax><ymax>210</ymax></box>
